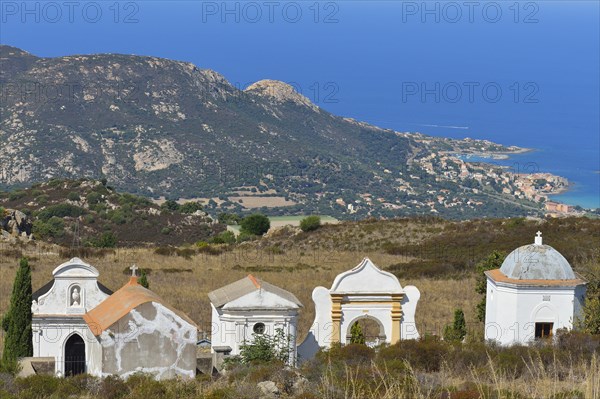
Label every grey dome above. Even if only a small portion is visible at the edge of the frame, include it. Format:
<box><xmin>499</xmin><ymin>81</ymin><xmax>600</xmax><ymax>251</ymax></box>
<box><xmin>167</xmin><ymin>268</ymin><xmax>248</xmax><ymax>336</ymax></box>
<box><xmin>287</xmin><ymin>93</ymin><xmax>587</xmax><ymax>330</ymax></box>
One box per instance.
<box><xmin>500</xmin><ymin>243</ymin><xmax>575</xmax><ymax>280</ymax></box>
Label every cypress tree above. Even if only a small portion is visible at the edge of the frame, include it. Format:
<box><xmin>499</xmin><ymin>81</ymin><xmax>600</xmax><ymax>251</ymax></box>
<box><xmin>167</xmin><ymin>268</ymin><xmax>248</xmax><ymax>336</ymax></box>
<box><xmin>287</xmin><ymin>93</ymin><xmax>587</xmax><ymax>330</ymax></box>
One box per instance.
<box><xmin>139</xmin><ymin>269</ymin><xmax>150</xmax><ymax>289</ymax></box>
<box><xmin>350</xmin><ymin>322</ymin><xmax>365</xmax><ymax>345</ymax></box>
<box><xmin>2</xmin><ymin>257</ymin><xmax>33</xmax><ymax>364</ymax></box>
<box><xmin>443</xmin><ymin>308</ymin><xmax>467</xmax><ymax>342</ymax></box>
<box><xmin>475</xmin><ymin>250</ymin><xmax>505</xmax><ymax>322</ymax></box>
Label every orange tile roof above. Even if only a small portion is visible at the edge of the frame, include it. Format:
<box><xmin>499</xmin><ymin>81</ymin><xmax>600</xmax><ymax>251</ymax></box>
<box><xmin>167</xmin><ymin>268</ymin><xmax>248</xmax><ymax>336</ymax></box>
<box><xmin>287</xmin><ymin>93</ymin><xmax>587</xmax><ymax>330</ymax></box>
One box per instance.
<box><xmin>485</xmin><ymin>269</ymin><xmax>587</xmax><ymax>287</ymax></box>
<box><xmin>83</xmin><ymin>277</ymin><xmax>197</xmax><ymax>336</ymax></box>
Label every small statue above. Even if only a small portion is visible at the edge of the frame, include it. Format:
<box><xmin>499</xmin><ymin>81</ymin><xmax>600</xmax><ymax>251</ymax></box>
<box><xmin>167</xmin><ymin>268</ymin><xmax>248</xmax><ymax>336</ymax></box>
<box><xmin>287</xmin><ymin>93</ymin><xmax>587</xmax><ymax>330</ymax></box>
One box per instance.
<box><xmin>31</xmin><ymin>299</ymin><xmax>38</xmax><ymax>313</ymax></box>
<box><xmin>71</xmin><ymin>287</ymin><xmax>80</xmax><ymax>307</ymax></box>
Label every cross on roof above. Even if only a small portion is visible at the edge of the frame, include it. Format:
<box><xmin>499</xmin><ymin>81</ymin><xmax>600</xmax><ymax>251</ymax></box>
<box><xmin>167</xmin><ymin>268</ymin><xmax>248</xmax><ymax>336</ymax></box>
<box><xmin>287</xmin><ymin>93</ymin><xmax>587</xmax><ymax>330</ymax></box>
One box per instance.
<box><xmin>536</xmin><ymin>231</ymin><xmax>542</xmax><ymax>238</ymax></box>
<box><xmin>130</xmin><ymin>264</ymin><xmax>139</xmax><ymax>277</ymax></box>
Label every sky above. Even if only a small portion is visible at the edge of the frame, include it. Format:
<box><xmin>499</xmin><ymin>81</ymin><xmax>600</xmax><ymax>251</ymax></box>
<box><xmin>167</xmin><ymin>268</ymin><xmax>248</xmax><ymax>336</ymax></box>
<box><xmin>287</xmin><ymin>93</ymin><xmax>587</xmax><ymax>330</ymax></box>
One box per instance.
<box><xmin>1</xmin><ymin>0</ymin><xmax>599</xmax><ymax>207</ymax></box>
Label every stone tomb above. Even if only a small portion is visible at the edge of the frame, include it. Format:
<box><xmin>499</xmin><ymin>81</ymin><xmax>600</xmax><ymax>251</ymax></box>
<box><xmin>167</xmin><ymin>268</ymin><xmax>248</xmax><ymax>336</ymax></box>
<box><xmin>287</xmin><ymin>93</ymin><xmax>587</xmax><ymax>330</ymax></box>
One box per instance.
<box><xmin>31</xmin><ymin>258</ymin><xmax>198</xmax><ymax>379</ymax></box>
<box><xmin>298</xmin><ymin>257</ymin><xmax>421</xmax><ymax>360</ymax></box>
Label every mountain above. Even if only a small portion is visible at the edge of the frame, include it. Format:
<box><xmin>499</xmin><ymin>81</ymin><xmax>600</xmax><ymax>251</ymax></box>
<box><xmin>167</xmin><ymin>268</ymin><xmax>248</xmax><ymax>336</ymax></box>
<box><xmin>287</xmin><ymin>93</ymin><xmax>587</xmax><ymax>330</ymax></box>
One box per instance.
<box><xmin>0</xmin><ymin>45</ymin><xmax>549</xmax><ymax>219</ymax></box>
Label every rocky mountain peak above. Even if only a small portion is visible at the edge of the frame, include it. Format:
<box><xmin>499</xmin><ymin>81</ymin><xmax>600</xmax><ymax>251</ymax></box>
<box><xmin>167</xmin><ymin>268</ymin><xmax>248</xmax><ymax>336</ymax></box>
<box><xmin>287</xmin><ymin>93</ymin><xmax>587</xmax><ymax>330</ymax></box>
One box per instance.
<box><xmin>245</xmin><ymin>79</ymin><xmax>317</xmax><ymax>110</ymax></box>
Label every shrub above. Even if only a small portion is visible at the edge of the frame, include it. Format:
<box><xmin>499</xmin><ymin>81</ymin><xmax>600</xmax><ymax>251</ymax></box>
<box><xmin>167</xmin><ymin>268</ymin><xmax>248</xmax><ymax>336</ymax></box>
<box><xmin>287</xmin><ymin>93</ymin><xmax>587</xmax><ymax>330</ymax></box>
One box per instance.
<box><xmin>8</xmin><ymin>191</ymin><xmax>26</xmax><ymax>201</ymax></box>
<box><xmin>67</xmin><ymin>192</ymin><xmax>80</xmax><ymax>201</ymax></box>
<box><xmin>443</xmin><ymin>308</ymin><xmax>467</xmax><ymax>342</ymax></box>
<box><xmin>237</xmin><ymin>231</ymin><xmax>257</xmax><ymax>243</ymax></box>
<box><xmin>475</xmin><ymin>250</ymin><xmax>505</xmax><ymax>322</ymax></box>
<box><xmin>324</xmin><ymin>343</ymin><xmax>375</xmax><ymax>366</ymax></box>
<box><xmin>154</xmin><ymin>246</ymin><xmax>176</xmax><ymax>256</ymax></box>
<box><xmin>98</xmin><ymin>375</ymin><xmax>128</xmax><ymax>399</ymax></box>
<box><xmin>35</xmin><ymin>194</ymin><xmax>49</xmax><ymax>205</ymax></box>
<box><xmin>218</xmin><ymin>212</ymin><xmax>241</xmax><ymax>225</ymax></box>
<box><xmin>15</xmin><ymin>375</ymin><xmax>59</xmax><ymax>397</ymax></box>
<box><xmin>37</xmin><ymin>204</ymin><xmax>84</xmax><ymax>221</ymax></box>
<box><xmin>210</xmin><ymin>230</ymin><xmax>236</xmax><ymax>244</ymax></box>
<box><xmin>240</xmin><ymin>214</ymin><xmax>270</xmax><ymax>236</ymax></box>
<box><xmin>86</xmin><ymin>192</ymin><xmax>103</xmax><ymax>205</ymax></box>
<box><xmin>196</xmin><ymin>242</ymin><xmax>223</xmax><ymax>255</ymax></box>
<box><xmin>176</xmin><ymin>247</ymin><xmax>197</xmax><ymax>258</ymax></box>
<box><xmin>378</xmin><ymin>336</ymin><xmax>446</xmax><ymax>372</ymax></box>
<box><xmin>139</xmin><ymin>269</ymin><xmax>149</xmax><ymax>289</ymax></box>
<box><xmin>350</xmin><ymin>322</ymin><xmax>365</xmax><ymax>345</ymax></box>
<box><xmin>88</xmin><ymin>232</ymin><xmax>117</xmax><ymax>248</ymax></box>
<box><xmin>33</xmin><ymin>217</ymin><xmax>65</xmax><ymax>239</ymax></box>
<box><xmin>179</xmin><ymin>201</ymin><xmax>203</xmax><ymax>214</ymax></box>
<box><xmin>239</xmin><ymin>328</ymin><xmax>291</xmax><ymax>364</ymax></box>
<box><xmin>161</xmin><ymin>200</ymin><xmax>180</xmax><ymax>212</ymax></box>
<box><xmin>300</xmin><ymin>215</ymin><xmax>321</xmax><ymax>232</ymax></box>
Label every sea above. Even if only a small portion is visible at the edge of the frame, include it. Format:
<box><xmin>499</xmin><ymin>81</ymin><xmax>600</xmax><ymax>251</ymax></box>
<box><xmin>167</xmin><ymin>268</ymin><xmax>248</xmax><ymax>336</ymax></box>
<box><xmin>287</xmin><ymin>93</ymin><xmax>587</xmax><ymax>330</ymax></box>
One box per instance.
<box><xmin>2</xmin><ymin>0</ymin><xmax>598</xmax><ymax>208</ymax></box>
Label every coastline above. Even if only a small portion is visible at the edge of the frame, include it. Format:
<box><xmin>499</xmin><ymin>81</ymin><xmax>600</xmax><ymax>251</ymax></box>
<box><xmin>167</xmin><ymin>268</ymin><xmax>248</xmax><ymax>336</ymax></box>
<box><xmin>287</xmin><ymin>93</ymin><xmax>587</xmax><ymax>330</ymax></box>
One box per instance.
<box><xmin>447</xmin><ymin>146</ymin><xmax>580</xmax><ymax>209</ymax></box>
<box><xmin>456</xmin><ymin>147</ymin><xmax>534</xmax><ymax>160</ymax></box>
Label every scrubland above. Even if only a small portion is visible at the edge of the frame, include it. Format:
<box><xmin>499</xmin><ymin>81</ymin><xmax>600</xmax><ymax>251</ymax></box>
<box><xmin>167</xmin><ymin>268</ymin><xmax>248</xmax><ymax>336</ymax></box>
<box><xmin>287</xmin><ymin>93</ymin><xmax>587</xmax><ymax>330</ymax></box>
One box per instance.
<box><xmin>0</xmin><ymin>216</ymin><xmax>599</xmax><ymax>398</ymax></box>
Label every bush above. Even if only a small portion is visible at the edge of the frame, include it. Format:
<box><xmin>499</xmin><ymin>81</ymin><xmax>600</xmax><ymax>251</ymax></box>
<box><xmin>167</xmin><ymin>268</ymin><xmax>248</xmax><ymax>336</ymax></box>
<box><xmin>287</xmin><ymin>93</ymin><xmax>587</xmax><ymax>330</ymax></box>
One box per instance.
<box><xmin>88</xmin><ymin>232</ymin><xmax>117</xmax><ymax>248</ymax></box>
<box><xmin>475</xmin><ymin>251</ymin><xmax>505</xmax><ymax>322</ymax></box>
<box><xmin>300</xmin><ymin>215</ymin><xmax>321</xmax><ymax>232</ymax></box>
<box><xmin>86</xmin><ymin>192</ymin><xmax>103</xmax><ymax>205</ymax></box>
<box><xmin>350</xmin><ymin>322</ymin><xmax>365</xmax><ymax>344</ymax></box>
<box><xmin>443</xmin><ymin>308</ymin><xmax>467</xmax><ymax>342</ymax></box>
<box><xmin>35</xmin><ymin>194</ymin><xmax>49</xmax><ymax>205</ymax></box>
<box><xmin>8</xmin><ymin>191</ymin><xmax>26</xmax><ymax>201</ymax></box>
<box><xmin>67</xmin><ymin>192</ymin><xmax>80</xmax><ymax>201</ymax></box>
<box><xmin>210</xmin><ymin>230</ymin><xmax>236</xmax><ymax>244</ymax></box>
<box><xmin>154</xmin><ymin>246</ymin><xmax>176</xmax><ymax>256</ymax></box>
<box><xmin>33</xmin><ymin>217</ymin><xmax>65</xmax><ymax>239</ymax></box>
<box><xmin>179</xmin><ymin>201</ymin><xmax>203</xmax><ymax>214</ymax></box>
<box><xmin>237</xmin><ymin>231</ymin><xmax>257</xmax><ymax>243</ymax></box>
<box><xmin>240</xmin><ymin>214</ymin><xmax>270</xmax><ymax>236</ymax></box>
<box><xmin>98</xmin><ymin>375</ymin><xmax>128</xmax><ymax>399</ymax></box>
<box><xmin>36</xmin><ymin>204</ymin><xmax>84</xmax><ymax>221</ymax></box>
<box><xmin>239</xmin><ymin>328</ymin><xmax>291</xmax><ymax>364</ymax></box>
<box><xmin>160</xmin><ymin>200</ymin><xmax>180</xmax><ymax>212</ymax></box>
<box><xmin>218</xmin><ymin>212</ymin><xmax>241</xmax><ymax>225</ymax></box>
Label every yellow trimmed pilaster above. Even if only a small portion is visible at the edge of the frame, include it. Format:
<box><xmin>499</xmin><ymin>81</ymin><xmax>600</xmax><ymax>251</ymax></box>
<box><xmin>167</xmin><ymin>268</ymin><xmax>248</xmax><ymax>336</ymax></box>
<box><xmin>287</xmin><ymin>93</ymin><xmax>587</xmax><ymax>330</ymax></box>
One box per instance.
<box><xmin>330</xmin><ymin>294</ymin><xmax>343</xmax><ymax>344</ymax></box>
<box><xmin>390</xmin><ymin>294</ymin><xmax>404</xmax><ymax>343</ymax></box>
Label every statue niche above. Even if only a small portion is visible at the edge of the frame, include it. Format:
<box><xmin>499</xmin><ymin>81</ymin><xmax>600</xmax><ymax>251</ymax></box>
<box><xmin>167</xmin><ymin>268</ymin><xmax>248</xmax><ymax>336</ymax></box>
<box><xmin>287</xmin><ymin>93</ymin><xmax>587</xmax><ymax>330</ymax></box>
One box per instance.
<box><xmin>70</xmin><ymin>286</ymin><xmax>82</xmax><ymax>307</ymax></box>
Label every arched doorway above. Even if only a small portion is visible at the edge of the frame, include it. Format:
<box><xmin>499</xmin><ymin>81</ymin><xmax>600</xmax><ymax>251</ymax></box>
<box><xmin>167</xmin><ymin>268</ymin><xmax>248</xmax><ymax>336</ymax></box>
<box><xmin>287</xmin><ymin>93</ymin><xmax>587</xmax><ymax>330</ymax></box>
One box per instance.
<box><xmin>64</xmin><ymin>334</ymin><xmax>86</xmax><ymax>376</ymax></box>
<box><xmin>346</xmin><ymin>316</ymin><xmax>386</xmax><ymax>347</ymax></box>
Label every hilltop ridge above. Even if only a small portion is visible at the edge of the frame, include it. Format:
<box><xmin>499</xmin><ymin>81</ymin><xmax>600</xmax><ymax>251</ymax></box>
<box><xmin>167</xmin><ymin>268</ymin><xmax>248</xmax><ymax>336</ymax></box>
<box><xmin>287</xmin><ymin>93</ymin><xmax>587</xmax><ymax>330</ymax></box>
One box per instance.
<box><xmin>0</xmin><ymin>45</ymin><xmax>564</xmax><ymax>219</ymax></box>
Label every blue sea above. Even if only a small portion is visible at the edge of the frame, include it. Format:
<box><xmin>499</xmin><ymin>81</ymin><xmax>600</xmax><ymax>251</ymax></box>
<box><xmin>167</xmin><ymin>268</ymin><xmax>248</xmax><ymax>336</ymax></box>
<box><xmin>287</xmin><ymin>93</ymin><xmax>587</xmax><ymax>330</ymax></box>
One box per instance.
<box><xmin>2</xmin><ymin>1</ymin><xmax>598</xmax><ymax>208</ymax></box>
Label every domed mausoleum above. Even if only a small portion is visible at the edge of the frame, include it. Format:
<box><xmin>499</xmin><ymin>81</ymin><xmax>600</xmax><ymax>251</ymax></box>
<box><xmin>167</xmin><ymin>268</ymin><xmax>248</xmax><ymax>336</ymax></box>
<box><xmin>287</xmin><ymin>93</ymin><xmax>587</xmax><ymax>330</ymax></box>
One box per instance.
<box><xmin>484</xmin><ymin>232</ymin><xmax>587</xmax><ymax>345</ymax></box>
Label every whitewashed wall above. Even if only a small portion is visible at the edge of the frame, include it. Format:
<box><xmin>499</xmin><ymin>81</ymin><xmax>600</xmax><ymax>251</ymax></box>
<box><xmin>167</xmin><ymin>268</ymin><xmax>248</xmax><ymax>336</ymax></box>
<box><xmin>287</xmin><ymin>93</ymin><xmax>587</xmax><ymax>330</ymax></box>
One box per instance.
<box><xmin>31</xmin><ymin>258</ymin><xmax>110</xmax><ymax>376</ymax></box>
<box><xmin>485</xmin><ymin>278</ymin><xmax>586</xmax><ymax>345</ymax></box>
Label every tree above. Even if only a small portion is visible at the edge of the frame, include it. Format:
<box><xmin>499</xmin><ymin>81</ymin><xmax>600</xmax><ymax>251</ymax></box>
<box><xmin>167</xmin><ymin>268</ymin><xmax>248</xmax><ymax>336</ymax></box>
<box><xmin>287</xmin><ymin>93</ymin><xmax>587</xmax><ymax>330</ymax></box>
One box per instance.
<box><xmin>582</xmin><ymin>266</ymin><xmax>600</xmax><ymax>334</ymax></box>
<box><xmin>2</xmin><ymin>258</ymin><xmax>33</xmax><ymax>365</ymax></box>
<box><xmin>139</xmin><ymin>269</ymin><xmax>150</xmax><ymax>289</ymax></box>
<box><xmin>240</xmin><ymin>214</ymin><xmax>270</xmax><ymax>236</ymax></box>
<box><xmin>300</xmin><ymin>215</ymin><xmax>321</xmax><ymax>232</ymax></box>
<box><xmin>475</xmin><ymin>250</ymin><xmax>505</xmax><ymax>322</ymax></box>
<box><xmin>443</xmin><ymin>308</ymin><xmax>467</xmax><ymax>342</ymax></box>
<box><xmin>350</xmin><ymin>322</ymin><xmax>366</xmax><ymax>345</ymax></box>
<box><xmin>161</xmin><ymin>200</ymin><xmax>180</xmax><ymax>212</ymax></box>
<box><xmin>90</xmin><ymin>232</ymin><xmax>117</xmax><ymax>248</ymax></box>
<box><xmin>179</xmin><ymin>201</ymin><xmax>203</xmax><ymax>214</ymax></box>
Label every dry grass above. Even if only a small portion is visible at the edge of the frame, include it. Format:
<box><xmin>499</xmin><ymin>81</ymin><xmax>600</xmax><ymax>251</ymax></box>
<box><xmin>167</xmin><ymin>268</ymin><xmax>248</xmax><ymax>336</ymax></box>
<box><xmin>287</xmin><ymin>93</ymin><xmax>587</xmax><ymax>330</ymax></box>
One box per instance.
<box><xmin>0</xmin><ymin>241</ymin><xmax>478</xmax><ymax>345</ymax></box>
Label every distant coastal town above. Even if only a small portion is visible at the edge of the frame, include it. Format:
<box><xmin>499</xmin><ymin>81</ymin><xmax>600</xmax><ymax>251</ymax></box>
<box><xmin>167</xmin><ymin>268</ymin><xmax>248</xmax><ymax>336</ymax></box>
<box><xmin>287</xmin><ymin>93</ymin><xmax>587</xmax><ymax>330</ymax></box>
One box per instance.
<box><xmin>406</xmin><ymin>136</ymin><xmax>583</xmax><ymax>217</ymax></box>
